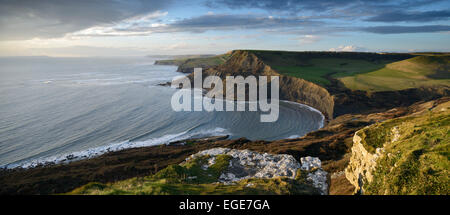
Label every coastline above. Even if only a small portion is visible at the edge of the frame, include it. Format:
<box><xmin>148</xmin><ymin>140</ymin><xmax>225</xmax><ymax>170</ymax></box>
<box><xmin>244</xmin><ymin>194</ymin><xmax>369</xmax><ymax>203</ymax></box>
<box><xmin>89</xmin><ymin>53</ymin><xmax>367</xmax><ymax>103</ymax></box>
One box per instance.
<box><xmin>0</xmin><ymin>98</ymin><xmax>324</xmax><ymax>170</ymax></box>
<box><xmin>1</xmin><ymin>97</ymin><xmax>447</xmax><ymax>195</ymax></box>
<box><xmin>1</xmin><ymin>52</ymin><xmax>447</xmax><ymax>195</ymax></box>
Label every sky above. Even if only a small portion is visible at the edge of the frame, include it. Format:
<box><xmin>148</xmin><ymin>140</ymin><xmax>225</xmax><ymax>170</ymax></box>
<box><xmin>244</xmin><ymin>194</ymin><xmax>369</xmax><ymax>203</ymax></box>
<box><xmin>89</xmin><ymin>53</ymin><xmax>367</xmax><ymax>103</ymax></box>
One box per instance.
<box><xmin>0</xmin><ymin>0</ymin><xmax>449</xmax><ymax>57</ymax></box>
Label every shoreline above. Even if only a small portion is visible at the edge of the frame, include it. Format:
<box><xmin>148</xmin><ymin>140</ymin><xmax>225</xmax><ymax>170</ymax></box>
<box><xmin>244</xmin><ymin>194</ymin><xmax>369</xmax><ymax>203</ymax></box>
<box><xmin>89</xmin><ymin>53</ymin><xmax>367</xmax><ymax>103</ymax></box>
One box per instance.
<box><xmin>1</xmin><ymin>97</ymin><xmax>447</xmax><ymax>195</ymax></box>
<box><xmin>2</xmin><ymin>57</ymin><xmax>329</xmax><ymax>170</ymax></box>
<box><xmin>0</xmin><ymin>99</ymin><xmax>324</xmax><ymax>170</ymax></box>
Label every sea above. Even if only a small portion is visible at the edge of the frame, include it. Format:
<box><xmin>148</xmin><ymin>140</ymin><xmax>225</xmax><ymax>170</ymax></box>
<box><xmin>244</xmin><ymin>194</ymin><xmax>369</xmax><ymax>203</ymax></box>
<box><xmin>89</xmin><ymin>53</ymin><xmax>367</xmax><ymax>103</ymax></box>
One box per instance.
<box><xmin>0</xmin><ymin>56</ymin><xmax>324</xmax><ymax>168</ymax></box>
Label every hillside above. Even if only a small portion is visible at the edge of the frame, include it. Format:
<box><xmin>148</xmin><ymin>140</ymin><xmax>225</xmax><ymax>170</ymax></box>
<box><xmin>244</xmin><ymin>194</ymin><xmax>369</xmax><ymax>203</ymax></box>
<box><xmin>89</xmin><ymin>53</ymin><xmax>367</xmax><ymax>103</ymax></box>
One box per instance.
<box><xmin>185</xmin><ymin>50</ymin><xmax>335</xmax><ymax>119</ymax></box>
<box><xmin>345</xmin><ymin>100</ymin><xmax>449</xmax><ymax>195</ymax></box>
<box><xmin>155</xmin><ymin>53</ymin><xmax>231</xmax><ymax>73</ymax></box>
<box><xmin>248</xmin><ymin>50</ymin><xmax>412</xmax><ymax>87</ymax></box>
<box><xmin>68</xmin><ymin>149</ymin><xmax>325</xmax><ymax>195</ymax></box>
<box><xmin>340</xmin><ymin>55</ymin><xmax>450</xmax><ymax>92</ymax></box>
<box><xmin>180</xmin><ymin>50</ymin><xmax>449</xmax><ymax>118</ymax></box>
<box><xmin>158</xmin><ymin>50</ymin><xmax>449</xmax><ymax>93</ymax></box>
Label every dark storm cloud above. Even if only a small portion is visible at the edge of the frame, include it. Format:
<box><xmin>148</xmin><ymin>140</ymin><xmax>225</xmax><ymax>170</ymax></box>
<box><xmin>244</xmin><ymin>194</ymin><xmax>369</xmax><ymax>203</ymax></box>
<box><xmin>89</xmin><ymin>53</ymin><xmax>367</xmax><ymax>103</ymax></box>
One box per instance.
<box><xmin>366</xmin><ymin>10</ymin><xmax>450</xmax><ymax>22</ymax></box>
<box><xmin>0</xmin><ymin>0</ymin><xmax>171</xmax><ymax>40</ymax></box>
<box><xmin>362</xmin><ymin>25</ymin><xmax>450</xmax><ymax>34</ymax></box>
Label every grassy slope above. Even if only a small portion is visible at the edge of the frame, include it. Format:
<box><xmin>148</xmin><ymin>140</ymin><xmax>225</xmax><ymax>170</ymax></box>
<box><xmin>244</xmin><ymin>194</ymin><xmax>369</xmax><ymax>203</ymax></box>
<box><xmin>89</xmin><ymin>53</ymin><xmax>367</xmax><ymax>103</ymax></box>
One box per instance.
<box><xmin>340</xmin><ymin>55</ymin><xmax>450</xmax><ymax>92</ymax></box>
<box><xmin>248</xmin><ymin>50</ymin><xmax>449</xmax><ymax>92</ymax></box>
<box><xmin>272</xmin><ymin>58</ymin><xmax>390</xmax><ymax>86</ymax></box>
<box><xmin>358</xmin><ymin>101</ymin><xmax>449</xmax><ymax>195</ymax></box>
<box><xmin>248</xmin><ymin>50</ymin><xmax>401</xmax><ymax>86</ymax></box>
<box><xmin>67</xmin><ymin>154</ymin><xmax>319</xmax><ymax>195</ymax></box>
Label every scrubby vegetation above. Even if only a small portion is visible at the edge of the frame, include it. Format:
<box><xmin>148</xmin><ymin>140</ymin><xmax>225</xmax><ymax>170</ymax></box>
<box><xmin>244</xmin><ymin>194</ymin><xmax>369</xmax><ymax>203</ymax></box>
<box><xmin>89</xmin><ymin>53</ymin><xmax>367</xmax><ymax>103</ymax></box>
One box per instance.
<box><xmin>67</xmin><ymin>154</ymin><xmax>319</xmax><ymax>195</ymax></box>
<box><xmin>360</xmin><ymin>102</ymin><xmax>449</xmax><ymax>195</ymax></box>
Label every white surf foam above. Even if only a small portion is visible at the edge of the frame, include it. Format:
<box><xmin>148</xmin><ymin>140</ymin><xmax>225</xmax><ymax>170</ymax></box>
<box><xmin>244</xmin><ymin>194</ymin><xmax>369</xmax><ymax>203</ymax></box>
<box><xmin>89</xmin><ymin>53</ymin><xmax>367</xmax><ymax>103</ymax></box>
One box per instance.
<box><xmin>2</xmin><ymin>127</ymin><xmax>230</xmax><ymax>169</ymax></box>
<box><xmin>280</xmin><ymin>100</ymin><xmax>325</xmax><ymax>129</ymax></box>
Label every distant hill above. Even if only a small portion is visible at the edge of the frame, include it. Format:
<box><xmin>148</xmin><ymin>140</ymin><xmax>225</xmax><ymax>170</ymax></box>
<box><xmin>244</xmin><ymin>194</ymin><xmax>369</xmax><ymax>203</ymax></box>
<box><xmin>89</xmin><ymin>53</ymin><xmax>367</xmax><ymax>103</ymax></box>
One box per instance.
<box><xmin>154</xmin><ymin>54</ymin><xmax>231</xmax><ymax>73</ymax></box>
<box><xmin>147</xmin><ymin>54</ymin><xmax>215</xmax><ymax>60</ymax></box>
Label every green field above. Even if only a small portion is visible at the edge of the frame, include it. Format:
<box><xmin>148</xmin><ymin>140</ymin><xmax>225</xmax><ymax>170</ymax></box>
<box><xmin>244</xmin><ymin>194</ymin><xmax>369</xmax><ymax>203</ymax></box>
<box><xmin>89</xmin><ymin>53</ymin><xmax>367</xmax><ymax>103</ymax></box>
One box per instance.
<box><xmin>340</xmin><ymin>55</ymin><xmax>450</xmax><ymax>92</ymax></box>
<box><xmin>271</xmin><ymin>58</ymin><xmax>391</xmax><ymax>86</ymax></box>
<box><xmin>248</xmin><ymin>50</ymin><xmax>450</xmax><ymax>92</ymax></box>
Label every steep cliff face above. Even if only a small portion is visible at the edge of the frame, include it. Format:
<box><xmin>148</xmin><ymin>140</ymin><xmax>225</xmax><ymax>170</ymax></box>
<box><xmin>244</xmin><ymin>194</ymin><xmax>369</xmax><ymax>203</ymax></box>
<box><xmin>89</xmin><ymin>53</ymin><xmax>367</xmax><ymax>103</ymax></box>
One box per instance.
<box><xmin>344</xmin><ymin>130</ymin><xmax>384</xmax><ymax>194</ymax></box>
<box><xmin>345</xmin><ymin>100</ymin><xmax>450</xmax><ymax>195</ymax></box>
<box><xmin>186</xmin><ymin>50</ymin><xmax>335</xmax><ymax>119</ymax></box>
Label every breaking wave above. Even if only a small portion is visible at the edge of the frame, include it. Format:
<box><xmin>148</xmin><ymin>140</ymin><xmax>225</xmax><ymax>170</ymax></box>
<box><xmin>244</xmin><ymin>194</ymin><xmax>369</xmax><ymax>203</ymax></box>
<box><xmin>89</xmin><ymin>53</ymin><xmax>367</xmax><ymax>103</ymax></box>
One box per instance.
<box><xmin>2</xmin><ymin>127</ymin><xmax>230</xmax><ymax>169</ymax></box>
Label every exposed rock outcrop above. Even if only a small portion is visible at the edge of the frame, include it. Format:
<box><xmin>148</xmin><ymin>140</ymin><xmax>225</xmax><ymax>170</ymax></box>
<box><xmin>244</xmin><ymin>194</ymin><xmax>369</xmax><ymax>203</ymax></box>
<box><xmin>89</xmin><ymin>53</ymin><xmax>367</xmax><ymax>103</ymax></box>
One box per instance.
<box><xmin>300</xmin><ymin>157</ymin><xmax>328</xmax><ymax>195</ymax></box>
<box><xmin>345</xmin><ymin>100</ymin><xmax>450</xmax><ymax>195</ymax></box>
<box><xmin>185</xmin><ymin>148</ymin><xmax>328</xmax><ymax>194</ymax></box>
<box><xmin>344</xmin><ymin>131</ymin><xmax>384</xmax><ymax>194</ymax></box>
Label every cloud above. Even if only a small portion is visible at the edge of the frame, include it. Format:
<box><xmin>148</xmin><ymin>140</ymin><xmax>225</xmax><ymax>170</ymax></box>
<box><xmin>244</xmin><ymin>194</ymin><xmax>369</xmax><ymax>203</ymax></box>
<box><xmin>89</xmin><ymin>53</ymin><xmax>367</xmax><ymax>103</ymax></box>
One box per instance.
<box><xmin>207</xmin><ymin>0</ymin><xmax>360</xmax><ymax>12</ymax></box>
<box><xmin>0</xmin><ymin>0</ymin><xmax>171</xmax><ymax>40</ymax></box>
<box><xmin>366</xmin><ymin>10</ymin><xmax>450</xmax><ymax>22</ymax></box>
<box><xmin>362</xmin><ymin>25</ymin><xmax>450</xmax><ymax>34</ymax></box>
<box><xmin>206</xmin><ymin>0</ymin><xmax>443</xmax><ymax>14</ymax></box>
<box><xmin>70</xmin><ymin>13</ymin><xmax>322</xmax><ymax>37</ymax></box>
<box><xmin>70</xmin><ymin>11</ymin><xmax>169</xmax><ymax>37</ymax></box>
<box><xmin>329</xmin><ymin>45</ymin><xmax>368</xmax><ymax>52</ymax></box>
<box><xmin>168</xmin><ymin>14</ymin><xmax>320</xmax><ymax>32</ymax></box>
<box><xmin>298</xmin><ymin>35</ymin><xmax>321</xmax><ymax>44</ymax></box>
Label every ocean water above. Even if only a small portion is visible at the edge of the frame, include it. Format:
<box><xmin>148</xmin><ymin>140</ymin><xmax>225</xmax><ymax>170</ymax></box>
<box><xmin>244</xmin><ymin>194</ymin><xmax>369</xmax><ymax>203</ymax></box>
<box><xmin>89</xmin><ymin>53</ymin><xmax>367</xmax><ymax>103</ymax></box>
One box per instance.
<box><xmin>0</xmin><ymin>57</ymin><xmax>323</xmax><ymax>168</ymax></box>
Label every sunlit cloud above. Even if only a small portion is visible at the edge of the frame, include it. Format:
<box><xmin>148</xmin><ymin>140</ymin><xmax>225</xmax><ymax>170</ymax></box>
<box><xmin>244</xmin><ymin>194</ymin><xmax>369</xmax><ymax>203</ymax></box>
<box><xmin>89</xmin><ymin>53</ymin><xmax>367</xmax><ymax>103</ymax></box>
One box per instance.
<box><xmin>298</xmin><ymin>35</ymin><xmax>321</xmax><ymax>45</ymax></box>
<box><xmin>329</xmin><ymin>45</ymin><xmax>368</xmax><ymax>52</ymax></box>
<box><xmin>69</xmin><ymin>11</ymin><xmax>169</xmax><ymax>37</ymax></box>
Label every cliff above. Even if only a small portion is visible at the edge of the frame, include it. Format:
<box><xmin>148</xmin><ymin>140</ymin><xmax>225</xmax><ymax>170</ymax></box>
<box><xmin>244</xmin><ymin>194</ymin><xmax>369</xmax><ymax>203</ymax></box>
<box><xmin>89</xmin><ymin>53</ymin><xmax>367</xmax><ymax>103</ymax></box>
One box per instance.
<box><xmin>185</xmin><ymin>50</ymin><xmax>335</xmax><ymax>119</ymax></box>
<box><xmin>345</xmin><ymin>100</ymin><xmax>450</xmax><ymax>194</ymax></box>
<box><xmin>344</xmin><ymin>130</ymin><xmax>384</xmax><ymax>194</ymax></box>
<box><xmin>181</xmin><ymin>50</ymin><xmax>449</xmax><ymax>120</ymax></box>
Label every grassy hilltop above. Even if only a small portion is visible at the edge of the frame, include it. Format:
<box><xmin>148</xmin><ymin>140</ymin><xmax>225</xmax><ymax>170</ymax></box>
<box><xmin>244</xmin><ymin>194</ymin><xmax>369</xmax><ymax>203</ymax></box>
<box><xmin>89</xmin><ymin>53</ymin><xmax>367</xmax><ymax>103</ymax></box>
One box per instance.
<box><xmin>155</xmin><ymin>53</ymin><xmax>231</xmax><ymax>73</ymax></box>
<box><xmin>248</xmin><ymin>50</ymin><xmax>449</xmax><ymax>92</ymax></box>
<box><xmin>341</xmin><ymin>55</ymin><xmax>450</xmax><ymax>92</ymax></box>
